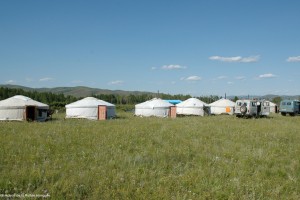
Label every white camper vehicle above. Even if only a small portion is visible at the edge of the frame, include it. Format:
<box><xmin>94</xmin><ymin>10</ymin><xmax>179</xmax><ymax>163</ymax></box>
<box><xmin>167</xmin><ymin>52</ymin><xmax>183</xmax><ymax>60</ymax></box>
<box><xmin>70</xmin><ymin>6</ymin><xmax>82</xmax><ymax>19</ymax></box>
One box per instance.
<box><xmin>235</xmin><ymin>100</ymin><xmax>270</xmax><ymax>118</ymax></box>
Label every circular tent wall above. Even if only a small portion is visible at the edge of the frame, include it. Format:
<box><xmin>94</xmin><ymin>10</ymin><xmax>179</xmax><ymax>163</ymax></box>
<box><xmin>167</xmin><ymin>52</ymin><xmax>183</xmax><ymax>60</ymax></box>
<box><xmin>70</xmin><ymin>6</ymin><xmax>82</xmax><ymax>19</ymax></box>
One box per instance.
<box><xmin>209</xmin><ymin>98</ymin><xmax>235</xmax><ymax>115</ymax></box>
<box><xmin>135</xmin><ymin>98</ymin><xmax>174</xmax><ymax>117</ymax></box>
<box><xmin>176</xmin><ymin>98</ymin><xmax>208</xmax><ymax>116</ymax></box>
<box><xmin>0</xmin><ymin>95</ymin><xmax>49</xmax><ymax>121</ymax></box>
<box><xmin>65</xmin><ymin>97</ymin><xmax>116</xmax><ymax>120</ymax></box>
<box><xmin>267</xmin><ymin>101</ymin><xmax>278</xmax><ymax>113</ymax></box>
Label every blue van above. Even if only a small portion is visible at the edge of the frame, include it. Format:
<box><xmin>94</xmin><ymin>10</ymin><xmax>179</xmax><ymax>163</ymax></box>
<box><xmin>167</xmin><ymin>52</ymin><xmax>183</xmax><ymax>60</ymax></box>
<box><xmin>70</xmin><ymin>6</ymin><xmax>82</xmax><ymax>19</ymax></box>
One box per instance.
<box><xmin>279</xmin><ymin>100</ymin><xmax>300</xmax><ymax>116</ymax></box>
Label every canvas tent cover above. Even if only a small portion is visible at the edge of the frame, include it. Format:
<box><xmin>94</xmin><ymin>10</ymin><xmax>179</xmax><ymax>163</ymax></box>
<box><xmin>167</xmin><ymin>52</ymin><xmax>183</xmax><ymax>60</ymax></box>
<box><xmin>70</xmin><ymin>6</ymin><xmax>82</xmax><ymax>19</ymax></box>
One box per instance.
<box><xmin>65</xmin><ymin>97</ymin><xmax>115</xmax><ymax>119</ymax></box>
<box><xmin>0</xmin><ymin>95</ymin><xmax>49</xmax><ymax>121</ymax></box>
<box><xmin>176</xmin><ymin>98</ymin><xmax>208</xmax><ymax>116</ymax></box>
<box><xmin>209</xmin><ymin>98</ymin><xmax>235</xmax><ymax>115</ymax></box>
<box><xmin>267</xmin><ymin>101</ymin><xmax>277</xmax><ymax>113</ymax></box>
<box><xmin>135</xmin><ymin>98</ymin><xmax>174</xmax><ymax>117</ymax></box>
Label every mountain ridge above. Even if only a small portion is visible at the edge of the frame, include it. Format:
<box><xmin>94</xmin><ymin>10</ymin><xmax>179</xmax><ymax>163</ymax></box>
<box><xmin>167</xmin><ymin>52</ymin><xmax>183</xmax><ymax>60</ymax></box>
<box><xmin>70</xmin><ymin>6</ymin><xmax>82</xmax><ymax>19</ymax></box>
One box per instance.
<box><xmin>1</xmin><ymin>84</ymin><xmax>299</xmax><ymax>100</ymax></box>
<box><xmin>0</xmin><ymin>84</ymin><xmax>156</xmax><ymax>98</ymax></box>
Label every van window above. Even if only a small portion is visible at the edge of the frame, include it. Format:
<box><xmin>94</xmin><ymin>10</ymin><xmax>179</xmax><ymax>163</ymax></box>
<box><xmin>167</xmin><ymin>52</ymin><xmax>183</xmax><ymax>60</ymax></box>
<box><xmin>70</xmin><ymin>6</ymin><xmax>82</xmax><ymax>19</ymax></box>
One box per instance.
<box><xmin>237</xmin><ymin>102</ymin><xmax>242</xmax><ymax>106</ymax></box>
<box><xmin>264</xmin><ymin>102</ymin><xmax>269</xmax><ymax>106</ymax></box>
<box><xmin>287</xmin><ymin>102</ymin><xmax>292</xmax><ymax>105</ymax></box>
<box><xmin>251</xmin><ymin>102</ymin><xmax>256</xmax><ymax>107</ymax></box>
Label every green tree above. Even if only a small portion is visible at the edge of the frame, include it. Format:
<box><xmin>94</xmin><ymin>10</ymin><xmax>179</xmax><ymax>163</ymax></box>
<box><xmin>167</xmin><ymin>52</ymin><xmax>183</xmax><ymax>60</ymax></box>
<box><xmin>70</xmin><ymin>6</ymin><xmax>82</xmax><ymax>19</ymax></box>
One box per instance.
<box><xmin>233</xmin><ymin>96</ymin><xmax>239</xmax><ymax>102</ymax></box>
<box><xmin>272</xmin><ymin>96</ymin><xmax>282</xmax><ymax>105</ymax></box>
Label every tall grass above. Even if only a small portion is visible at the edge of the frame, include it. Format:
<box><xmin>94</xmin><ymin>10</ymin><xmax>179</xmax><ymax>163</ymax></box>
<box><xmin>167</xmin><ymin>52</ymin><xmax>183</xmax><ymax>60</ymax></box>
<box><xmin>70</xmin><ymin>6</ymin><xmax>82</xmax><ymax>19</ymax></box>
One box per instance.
<box><xmin>0</xmin><ymin>112</ymin><xmax>299</xmax><ymax>199</ymax></box>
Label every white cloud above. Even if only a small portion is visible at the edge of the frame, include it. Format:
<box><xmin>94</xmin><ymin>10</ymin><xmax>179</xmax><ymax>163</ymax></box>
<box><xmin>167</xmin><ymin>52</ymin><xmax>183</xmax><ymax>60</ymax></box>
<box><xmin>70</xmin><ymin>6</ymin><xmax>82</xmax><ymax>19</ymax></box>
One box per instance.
<box><xmin>39</xmin><ymin>77</ymin><xmax>54</xmax><ymax>81</ymax></box>
<box><xmin>227</xmin><ymin>81</ymin><xmax>234</xmax><ymax>85</ymax></box>
<box><xmin>258</xmin><ymin>73</ymin><xmax>277</xmax><ymax>79</ymax></box>
<box><xmin>25</xmin><ymin>78</ymin><xmax>34</xmax><ymax>82</ymax></box>
<box><xmin>108</xmin><ymin>80</ymin><xmax>124</xmax><ymax>85</ymax></box>
<box><xmin>161</xmin><ymin>64</ymin><xmax>187</xmax><ymax>70</ymax></box>
<box><xmin>241</xmin><ymin>56</ymin><xmax>260</xmax><ymax>63</ymax></box>
<box><xmin>181</xmin><ymin>76</ymin><xmax>202</xmax><ymax>81</ymax></box>
<box><xmin>209</xmin><ymin>55</ymin><xmax>260</xmax><ymax>63</ymax></box>
<box><xmin>235</xmin><ymin>76</ymin><xmax>246</xmax><ymax>80</ymax></box>
<box><xmin>216</xmin><ymin>76</ymin><xmax>227</xmax><ymax>80</ymax></box>
<box><xmin>151</xmin><ymin>67</ymin><xmax>157</xmax><ymax>70</ymax></box>
<box><xmin>6</xmin><ymin>80</ymin><xmax>16</xmax><ymax>84</ymax></box>
<box><xmin>287</xmin><ymin>56</ymin><xmax>300</xmax><ymax>62</ymax></box>
<box><xmin>210</xmin><ymin>56</ymin><xmax>241</xmax><ymax>62</ymax></box>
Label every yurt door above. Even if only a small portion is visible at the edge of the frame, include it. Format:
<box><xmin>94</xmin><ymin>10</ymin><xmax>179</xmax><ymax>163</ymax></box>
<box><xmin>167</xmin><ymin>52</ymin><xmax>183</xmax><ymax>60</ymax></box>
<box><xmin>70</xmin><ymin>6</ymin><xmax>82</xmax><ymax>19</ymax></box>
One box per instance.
<box><xmin>26</xmin><ymin>106</ymin><xmax>36</xmax><ymax>121</ymax></box>
<box><xmin>226</xmin><ymin>106</ymin><xmax>231</xmax><ymax>113</ymax></box>
<box><xmin>98</xmin><ymin>105</ymin><xmax>107</xmax><ymax>120</ymax></box>
<box><xmin>169</xmin><ymin>106</ymin><xmax>177</xmax><ymax>118</ymax></box>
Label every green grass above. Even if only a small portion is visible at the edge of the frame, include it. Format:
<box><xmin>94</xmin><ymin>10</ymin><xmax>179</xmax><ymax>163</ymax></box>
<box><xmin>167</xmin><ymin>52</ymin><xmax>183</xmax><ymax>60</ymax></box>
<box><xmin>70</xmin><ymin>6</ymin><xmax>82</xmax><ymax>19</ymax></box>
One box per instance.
<box><xmin>0</xmin><ymin>112</ymin><xmax>300</xmax><ymax>199</ymax></box>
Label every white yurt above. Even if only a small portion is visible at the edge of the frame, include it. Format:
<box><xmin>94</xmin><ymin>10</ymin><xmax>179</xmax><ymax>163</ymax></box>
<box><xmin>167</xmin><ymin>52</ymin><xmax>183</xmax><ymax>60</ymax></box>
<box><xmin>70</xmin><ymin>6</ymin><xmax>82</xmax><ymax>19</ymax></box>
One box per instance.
<box><xmin>268</xmin><ymin>101</ymin><xmax>278</xmax><ymax>113</ymax></box>
<box><xmin>0</xmin><ymin>95</ymin><xmax>49</xmax><ymax>121</ymax></box>
<box><xmin>176</xmin><ymin>98</ymin><xmax>208</xmax><ymax>116</ymax></box>
<box><xmin>209</xmin><ymin>98</ymin><xmax>236</xmax><ymax>115</ymax></box>
<box><xmin>65</xmin><ymin>97</ymin><xmax>116</xmax><ymax>120</ymax></box>
<box><xmin>135</xmin><ymin>98</ymin><xmax>174</xmax><ymax>117</ymax></box>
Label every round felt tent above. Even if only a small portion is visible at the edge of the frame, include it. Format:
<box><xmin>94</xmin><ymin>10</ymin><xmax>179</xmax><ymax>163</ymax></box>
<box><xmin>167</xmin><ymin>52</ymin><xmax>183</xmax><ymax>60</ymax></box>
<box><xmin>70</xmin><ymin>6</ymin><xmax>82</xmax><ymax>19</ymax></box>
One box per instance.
<box><xmin>176</xmin><ymin>98</ymin><xmax>209</xmax><ymax>116</ymax></box>
<box><xmin>209</xmin><ymin>98</ymin><xmax>236</xmax><ymax>115</ymax></box>
<box><xmin>267</xmin><ymin>101</ymin><xmax>278</xmax><ymax>113</ymax></box>
<box><xmin>135</xmin><ymin>98</ymin><xmax>174</xmax><ymax>117</ymax></box>
<box><xmin>0</xmin><ymin>95</ymin><xmax>49</xmax><ymax>121</ymax></box>
<box><xmin>65</xmin><ymin>97</ymin><xmax>116</xmax><ymax>120</ymax></box>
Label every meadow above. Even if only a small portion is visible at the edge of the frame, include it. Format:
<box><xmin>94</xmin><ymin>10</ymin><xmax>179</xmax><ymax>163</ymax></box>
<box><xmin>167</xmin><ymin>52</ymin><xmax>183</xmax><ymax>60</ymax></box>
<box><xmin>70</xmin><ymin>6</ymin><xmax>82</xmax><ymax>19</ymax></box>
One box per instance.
<box><xmin>0</xmin><ymin>111</ymin><xmax>299</xmax><ymax>199</ymax></box>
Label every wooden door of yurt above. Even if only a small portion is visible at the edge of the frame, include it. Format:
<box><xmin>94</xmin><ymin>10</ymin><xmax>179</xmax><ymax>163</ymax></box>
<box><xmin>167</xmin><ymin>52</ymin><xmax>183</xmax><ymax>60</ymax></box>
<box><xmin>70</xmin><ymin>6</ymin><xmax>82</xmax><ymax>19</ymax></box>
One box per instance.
<box><xmin>25</xmin><ymin>106</ymin><xmax>36</xmax><ymax>121</ymax></box>
<box><xmin>169</xmin><ymin>106</ymin><xmax>177</xmax><ymax>118</ymax></box>
<box><xmin>98</xmin><ymin>105</ymin><xmax>107</xmax><ymax>120</ymax></box>
<box><xmin>226</xmin><ymin>106</ymin><xmax>231</xmax><ymax>113</ymax></box>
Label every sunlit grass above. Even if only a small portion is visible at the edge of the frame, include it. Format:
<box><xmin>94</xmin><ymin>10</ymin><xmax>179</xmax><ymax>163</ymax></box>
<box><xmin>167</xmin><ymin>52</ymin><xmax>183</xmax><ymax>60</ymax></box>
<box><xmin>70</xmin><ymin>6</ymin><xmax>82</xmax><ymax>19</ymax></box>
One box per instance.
<box><xmin>0</xmin><ymin>112</ymin><xmax>299</xmax><ymax>199</ymax></box>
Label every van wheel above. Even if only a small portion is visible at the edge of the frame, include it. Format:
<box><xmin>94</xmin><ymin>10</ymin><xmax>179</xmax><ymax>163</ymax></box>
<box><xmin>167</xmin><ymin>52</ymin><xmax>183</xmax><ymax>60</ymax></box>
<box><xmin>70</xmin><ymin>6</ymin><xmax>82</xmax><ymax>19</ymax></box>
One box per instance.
<box><xmin>240</xmin><ymin>105</ymin><xmax>247</xmax><ymax>114</ymax></box>
<box><xmin>281</xmin><ymin>112</ymin><xmax>286</xmax><ymax>116</ymax></box>
<box><xmin>290</xmin><ymin>113</ymin><xmax>295</xmax><ymax>116</ymax></box>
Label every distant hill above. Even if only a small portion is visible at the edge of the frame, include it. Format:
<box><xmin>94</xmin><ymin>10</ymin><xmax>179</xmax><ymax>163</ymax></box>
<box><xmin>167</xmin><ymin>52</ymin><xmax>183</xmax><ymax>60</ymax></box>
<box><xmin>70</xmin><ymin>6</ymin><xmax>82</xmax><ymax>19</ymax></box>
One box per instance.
<box><xmin>0</xmin><ymin>84</ymin><xmax>156</xmax><ymax>98</ymax></box>
<box><xmin>1</xmin><ymin>84</ymin><xmax>299</xmax><ymax>100</ymax></box>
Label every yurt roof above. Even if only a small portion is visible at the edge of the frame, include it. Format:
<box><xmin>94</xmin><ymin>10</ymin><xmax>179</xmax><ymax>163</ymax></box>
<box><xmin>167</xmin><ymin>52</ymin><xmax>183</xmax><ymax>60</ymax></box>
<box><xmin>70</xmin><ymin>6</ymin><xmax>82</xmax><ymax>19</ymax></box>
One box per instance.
<box><xmin>209</xmin><ymin>98</ymin><xmax>235</xmax><ymax>107</ymax></box>
<box><xmin>164</xmin><ymin>99</ymin><xmax>182</xmax><ymax>105</ymax></box>
<box><xmin>267</xmin><ymin>101</ymin><xmax>277</xmax><ymax>106</ymax></box>
<box><xmin>176</xmin><ymin>98</ymin><xmax>207</xmax><ymax>108</ymax></box>
<box><xmin>66</xmin><ymin>97</ymin><xmax>115</xmax><ymax>108</ymax></box>
<box><xmin>0</xmin><ymin>95</ymin><xmax>49</xmax><ymax>109</ymax></box>
<box><xmin>135</xmin><ymin>98</ymin><xmax>173</xmax><ymax>109</ymax></box>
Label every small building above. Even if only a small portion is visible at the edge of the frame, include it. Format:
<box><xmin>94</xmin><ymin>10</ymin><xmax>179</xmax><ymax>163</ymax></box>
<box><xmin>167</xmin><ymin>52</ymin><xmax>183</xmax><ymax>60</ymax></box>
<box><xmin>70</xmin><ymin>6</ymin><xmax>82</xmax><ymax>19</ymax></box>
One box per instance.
<box><xmin>65</xmin><ymin>97</ymin><xmax>116</xmax><ymax>120</ymax></box>
<box><xmin>0</xmin><ymin>95</ymin><xmax>49</xmax><ymax>121</ymax></box>
<box><xmin>135</xmin><ymin>98</ymin><xmax>175</xmax><ymax>117</ymax></box>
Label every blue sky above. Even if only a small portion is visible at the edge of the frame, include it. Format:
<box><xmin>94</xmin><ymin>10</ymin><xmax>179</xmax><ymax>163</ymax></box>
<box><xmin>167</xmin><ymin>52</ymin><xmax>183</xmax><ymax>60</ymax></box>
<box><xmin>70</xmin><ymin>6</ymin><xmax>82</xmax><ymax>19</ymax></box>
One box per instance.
<box><xmin>1</xmin><ymin>0</ymin><xmax>300</xmax><ymax>96</ymax></box>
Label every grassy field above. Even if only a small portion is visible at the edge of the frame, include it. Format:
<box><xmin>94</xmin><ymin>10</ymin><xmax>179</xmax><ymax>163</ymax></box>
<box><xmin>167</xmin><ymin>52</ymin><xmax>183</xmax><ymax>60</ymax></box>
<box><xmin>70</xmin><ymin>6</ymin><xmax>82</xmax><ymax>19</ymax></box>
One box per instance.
<box><xmin>0</xmin><ymin>112</ymin><xmax>300</xmax><ymax>199</ymax></box>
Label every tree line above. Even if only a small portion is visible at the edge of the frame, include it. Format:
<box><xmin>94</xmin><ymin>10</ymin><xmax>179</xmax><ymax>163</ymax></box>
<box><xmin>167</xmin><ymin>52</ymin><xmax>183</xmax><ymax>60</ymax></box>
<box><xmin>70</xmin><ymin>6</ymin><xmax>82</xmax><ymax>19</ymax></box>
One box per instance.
<box><xmin>0</xmin><ymin>87</ymin><xmax>222</xmax><ymax>109</ymax></box>
<box><xmin>91</xmin><ymin>93</ymin><xmax>221</xmax><ymax>104</ymax></box>
<box><xmin>0</xmin><ymin>87</ymin><xmax>77</xmax><ymax>110</ymax></box>
<box><xmin>3</xmin><ymin>86</ymin><xmax>292</xmax><ymax>110</ymax></box>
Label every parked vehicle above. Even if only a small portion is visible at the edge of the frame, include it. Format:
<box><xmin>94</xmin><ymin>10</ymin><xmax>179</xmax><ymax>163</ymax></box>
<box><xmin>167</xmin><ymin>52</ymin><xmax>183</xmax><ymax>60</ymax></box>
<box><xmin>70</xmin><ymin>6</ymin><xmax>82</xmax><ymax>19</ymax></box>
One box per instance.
<box><xmin>279</xmin><ymin>100</ymin><xmax>300</xmax><ymax>116</ymax></box>
<box><xmin>235</xmin><ymin>99</ymin><xmax>270</xmax><ymax>118</ymax></box>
